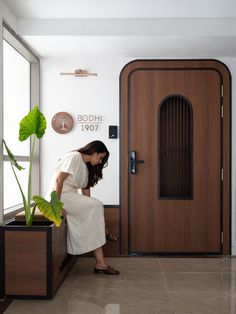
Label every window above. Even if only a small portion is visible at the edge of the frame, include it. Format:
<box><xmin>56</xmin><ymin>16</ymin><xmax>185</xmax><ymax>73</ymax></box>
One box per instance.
<box><xmin>3</xmin><ymin>40</ymin><xmax>30</xmax><ymax>209</ymax></box>
<box><xmin>158</xmin><ymin>95</ymin><xmax>193</xmax><ymax>199</ymax></box>
<box><xmin>1</xmin><ymin>24</ymin><xmax>40</xmax><ymax>220</ymax></box>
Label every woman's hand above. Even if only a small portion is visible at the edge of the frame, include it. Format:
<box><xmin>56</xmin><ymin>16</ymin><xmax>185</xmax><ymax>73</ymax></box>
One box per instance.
<box><xmin>81</xmin><ymin>188</ymin><xmax>91</xmax><ymax>197</ymax></box>
<box><xmin>61</xmin><ymin>208</ymin><xmax>67</xmax><ymax>220</ymax></box>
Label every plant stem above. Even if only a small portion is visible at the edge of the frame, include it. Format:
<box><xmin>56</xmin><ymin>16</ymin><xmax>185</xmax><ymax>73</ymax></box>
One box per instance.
<box><xmin>28</xmin><ymin>134</ymin><xmax>36</xmax><ymax>221</ymax></box>
<box><xmin>28</xmin><ymin>203</ymin><xmax>37</xmax><ymax>226</ymax></box>
<box><xmin>11</xmin><ymin>163</ymin><xmax>28</xmax><ymax>221</ymax></box>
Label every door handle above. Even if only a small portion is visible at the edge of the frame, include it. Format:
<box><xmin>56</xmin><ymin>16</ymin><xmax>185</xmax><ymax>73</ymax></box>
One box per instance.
<box><xmin>129</xmin><ymin>151</ymin><xmax>144</xmax><ymax>174</ymax></box>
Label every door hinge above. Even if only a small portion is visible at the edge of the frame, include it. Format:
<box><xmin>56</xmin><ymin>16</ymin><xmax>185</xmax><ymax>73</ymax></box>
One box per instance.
<box><xmin>221</xmin><ymin>168</ymin><xmax>224</xmax><ymax>181</ymax></box>
<box><xmin>221</xmin><ymin>85</ymin><xmax>224</xmax><ymax>98</ymax></box>
<box><xmin>221</xmin><ymin>105</ymin><xmax>224</xmax><ymax>118</ymax></box>
<box><xmin>221</xmin><ymin>231</ymin><xmax>224</xmax><ymax>244</ymax></box>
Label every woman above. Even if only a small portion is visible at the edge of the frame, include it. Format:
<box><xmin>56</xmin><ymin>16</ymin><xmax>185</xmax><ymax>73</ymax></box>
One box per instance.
<box><xmin>47</xmin><ymin>140</ymin><xmax>119</xmax><ymax>275</ymax></box>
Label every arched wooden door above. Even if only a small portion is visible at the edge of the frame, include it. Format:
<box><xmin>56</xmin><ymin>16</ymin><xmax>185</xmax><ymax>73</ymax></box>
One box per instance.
<box><xmin>120</xmin><ymin>60</ymin><xmax>231</xmax><ymax>255</ymax></box>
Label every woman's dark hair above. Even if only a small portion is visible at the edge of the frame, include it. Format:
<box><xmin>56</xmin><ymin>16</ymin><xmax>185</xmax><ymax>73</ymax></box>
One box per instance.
<box><xmin>78</xmin><ymin>140</ymin><xmax>109</xmax><ymax>188</ymax></box>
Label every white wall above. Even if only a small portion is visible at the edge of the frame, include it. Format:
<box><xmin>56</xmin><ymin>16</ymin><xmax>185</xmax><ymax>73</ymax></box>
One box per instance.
<box><xmin>41</xmin><ymin>56</ymin><xmax>131</xmax><ymax>204</ymax></box>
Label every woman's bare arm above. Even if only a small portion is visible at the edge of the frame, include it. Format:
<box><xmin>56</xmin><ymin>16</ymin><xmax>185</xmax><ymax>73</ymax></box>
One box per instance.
<box><xmin>54</xmin><ymin>171</ymin><xmax>70</xmax><ymax>219</ymax></box>
<box><xmin>54</xmin><ymin>171</ymin><xmax>70</xmax><ymax>199</ymax></box>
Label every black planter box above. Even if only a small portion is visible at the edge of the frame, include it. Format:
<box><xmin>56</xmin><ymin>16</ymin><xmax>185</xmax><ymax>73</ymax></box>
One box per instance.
<box><xmin>0</xmin><ymin>220</ymin><xmax>77</xmax><ymax>299</ymax></box>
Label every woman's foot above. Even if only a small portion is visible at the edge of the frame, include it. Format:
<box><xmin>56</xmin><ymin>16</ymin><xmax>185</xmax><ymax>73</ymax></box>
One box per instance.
<box><xmin>94</xmin><ymin>265</ymin><xmax>119</xmax><ymax>275</ymax></box>
<box><xmin>94</xmin><ymin>262</ymin><xmax>119</xmax><ymax>275</ymax></box>
<box><xmin>93</xmin><ymin>246</ymin><xmax>119</xmax><ymax>275</ymax></box>
<box><xmin>105</xmin><ymin>228</ymin><xmax>118</xmax><ymax>242</ymax></box>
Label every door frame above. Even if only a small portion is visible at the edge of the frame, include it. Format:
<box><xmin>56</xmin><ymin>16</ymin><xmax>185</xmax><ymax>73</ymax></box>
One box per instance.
<box><xmin>119</xmin><ymin>59</ymin><xmax>231</xmax><ymax>255</ymax></box>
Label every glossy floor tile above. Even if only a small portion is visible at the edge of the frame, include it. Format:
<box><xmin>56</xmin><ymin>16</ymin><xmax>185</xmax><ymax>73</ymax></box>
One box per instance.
<box><xmin>4</xmin><ymin>257</ymin><xmax>236</xmax><ymax>314</ymax></box>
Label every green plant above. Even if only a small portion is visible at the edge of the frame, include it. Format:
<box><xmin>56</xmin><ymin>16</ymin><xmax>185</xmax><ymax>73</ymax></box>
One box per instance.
<box><xmin>2</xmin><ymin>106</ymin><xmax>63</xmax><ymax>226</ymax></box>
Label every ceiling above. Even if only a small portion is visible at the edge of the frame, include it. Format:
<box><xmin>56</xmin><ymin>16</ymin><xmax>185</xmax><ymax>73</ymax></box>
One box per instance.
<box><xmin>22</xmin><ymin>35</ymin><xmax>236</xmax><ymax>59</ymax></box>
<box><xmin>4</xmin><ymin>0</ymin><xmax>236</xmax><ymax>19</ymax></box>
<box><xmin>3</xmin><ymin>0</ymin><xmax>236</xmax><ymax>58</ymax></box>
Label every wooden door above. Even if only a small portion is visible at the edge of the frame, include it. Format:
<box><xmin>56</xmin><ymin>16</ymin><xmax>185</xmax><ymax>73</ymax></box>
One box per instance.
<box><xmin>120</xmin><ymin>60</ymin><xmax>231</xmax><ymax>255</ymax></box>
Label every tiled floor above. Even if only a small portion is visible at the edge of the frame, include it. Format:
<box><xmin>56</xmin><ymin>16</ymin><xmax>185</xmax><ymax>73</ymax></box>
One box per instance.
<box><xmin>4</xmin><ymin>257</ymin><xmax>236</xmax><ymax>314</ymax></box>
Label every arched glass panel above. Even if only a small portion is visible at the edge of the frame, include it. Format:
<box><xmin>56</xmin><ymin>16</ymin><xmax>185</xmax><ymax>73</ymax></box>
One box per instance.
<box><xmin>159</xmin><ymin>95</ymin><xmax>193</xmax><ymax>199</ymax></box>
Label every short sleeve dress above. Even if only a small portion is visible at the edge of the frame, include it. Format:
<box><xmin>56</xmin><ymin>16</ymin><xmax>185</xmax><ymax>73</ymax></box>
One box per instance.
<box><xmin>47</xmin><ymin>151</ymin><xmax>106</xmax><ymax>255</ymax></box>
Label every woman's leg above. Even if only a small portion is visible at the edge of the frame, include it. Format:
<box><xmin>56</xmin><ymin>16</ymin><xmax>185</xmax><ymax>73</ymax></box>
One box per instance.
<box><xmin>93</xmin><ymin>246</ymin><xmax>108</xmax><ymax>269</ymax></box>
<box><xmin>93</xmin><ymin>246</ymin><xmax>120</xmax><ymax>275</ymax></box>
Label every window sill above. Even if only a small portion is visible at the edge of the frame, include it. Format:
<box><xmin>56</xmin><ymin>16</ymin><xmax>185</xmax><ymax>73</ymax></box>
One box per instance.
<box><xmin>3</xmin><ymin>202</ymin><xmax>34</xmax><ymax>223</ymax></box>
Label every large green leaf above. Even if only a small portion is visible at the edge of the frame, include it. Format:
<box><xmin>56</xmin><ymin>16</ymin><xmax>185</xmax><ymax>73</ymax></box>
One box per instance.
<box><xmin>19</xmin><ymin>106</ymin><xmax>47</xmax><ymax>141</ymax></box>
<box><xmin>2</xmin><ymin>139</ymin><xmax>25</xmax><ymax>170</ymax></box>
<box><xmin>33</xmin><ymin>191</ymin><xmax>63</xmax><ymax>227</ymax></box>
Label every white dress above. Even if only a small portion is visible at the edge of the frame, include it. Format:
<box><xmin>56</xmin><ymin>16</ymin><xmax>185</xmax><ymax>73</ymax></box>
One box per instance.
<box><xmin>47</xmin><ymin>151</ymin><xmax>106</xmax><ymax>255</ymax></box>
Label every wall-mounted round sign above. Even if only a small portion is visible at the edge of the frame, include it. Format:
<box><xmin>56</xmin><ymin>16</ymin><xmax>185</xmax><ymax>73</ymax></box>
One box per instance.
<box><xmin>51</xmin><ymin>112</ymin><xmax>74</xmax><ymax>134</ymax></box>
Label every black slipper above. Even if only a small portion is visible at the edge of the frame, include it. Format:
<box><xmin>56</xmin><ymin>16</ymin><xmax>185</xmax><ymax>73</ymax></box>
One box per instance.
<box><xmin>94</xmin><ymin>266</ymin><xmax>119</xmax><ymax>275</ymax></box>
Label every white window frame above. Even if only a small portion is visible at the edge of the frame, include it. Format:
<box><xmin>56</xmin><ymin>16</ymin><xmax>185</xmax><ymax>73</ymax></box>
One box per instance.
<box><xmin>1</xmin><ymin>22</ymin><xmax>40</xmax><ymax>222</ymax></box>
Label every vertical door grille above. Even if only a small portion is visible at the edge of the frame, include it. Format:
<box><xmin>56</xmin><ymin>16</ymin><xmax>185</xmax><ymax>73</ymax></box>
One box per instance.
<box><xmin>159</xmin><ymin>95</ymin><xmax>193</xmax><ymax>199</ymax></box>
